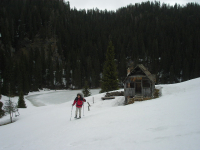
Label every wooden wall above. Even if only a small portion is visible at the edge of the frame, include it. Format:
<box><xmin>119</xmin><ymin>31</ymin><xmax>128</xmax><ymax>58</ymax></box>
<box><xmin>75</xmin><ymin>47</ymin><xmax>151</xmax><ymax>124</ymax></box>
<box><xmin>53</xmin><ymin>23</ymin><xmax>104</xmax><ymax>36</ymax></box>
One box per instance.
<box><xmin>142</xmin><ymin>88</ymin><xmax>151</xmax><ymax>97</ymax></box>
<box><xmin>124</xmin><ymin>88</ymin><xmax>135</xmax><ymax>96</ymax></box>
<box><xmin>124</xmin><ymin>76</ymin><xmax>154</xmax><ymax>98</ymax></box>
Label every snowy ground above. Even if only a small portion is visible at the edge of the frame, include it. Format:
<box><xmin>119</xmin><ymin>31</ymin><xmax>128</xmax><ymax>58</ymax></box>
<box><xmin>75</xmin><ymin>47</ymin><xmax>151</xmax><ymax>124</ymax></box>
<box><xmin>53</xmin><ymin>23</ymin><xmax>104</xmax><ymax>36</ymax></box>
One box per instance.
<box><xmin>0</xmin><ymin>78</ymin><xmax>200</xmax><ymax>150</ymax></box>
<box><xmin>26</xmin><ymin>89</ymin><xmax>101</xmax><ymax>106</ymax></box>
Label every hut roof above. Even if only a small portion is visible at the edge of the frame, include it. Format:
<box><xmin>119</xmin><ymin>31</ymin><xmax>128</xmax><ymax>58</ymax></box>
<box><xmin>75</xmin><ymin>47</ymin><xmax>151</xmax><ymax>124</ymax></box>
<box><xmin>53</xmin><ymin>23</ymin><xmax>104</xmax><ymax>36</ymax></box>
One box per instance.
<box><xmin>124</xmin><ymin>64</ymin><xmax>156</xmax><ymax>83</ymax></box>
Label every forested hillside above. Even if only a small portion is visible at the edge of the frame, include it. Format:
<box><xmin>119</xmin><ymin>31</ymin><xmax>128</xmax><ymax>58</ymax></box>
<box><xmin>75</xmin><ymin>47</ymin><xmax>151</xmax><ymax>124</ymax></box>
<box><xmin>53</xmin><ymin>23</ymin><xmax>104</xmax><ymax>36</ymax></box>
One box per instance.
<box><xmin>0</xmin><ymin>0</ymin><xmax>200</xmax><ymax>95</ymax></box>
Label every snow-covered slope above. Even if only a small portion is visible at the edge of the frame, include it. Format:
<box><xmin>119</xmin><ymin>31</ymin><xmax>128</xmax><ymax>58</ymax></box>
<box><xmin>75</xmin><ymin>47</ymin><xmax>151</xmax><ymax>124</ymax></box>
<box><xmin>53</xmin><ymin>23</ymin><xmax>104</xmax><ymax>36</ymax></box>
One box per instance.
<box><xmin>0</xmin><ymin>78</ymin><xmax>200</xmax><ymax>150</ymax></box>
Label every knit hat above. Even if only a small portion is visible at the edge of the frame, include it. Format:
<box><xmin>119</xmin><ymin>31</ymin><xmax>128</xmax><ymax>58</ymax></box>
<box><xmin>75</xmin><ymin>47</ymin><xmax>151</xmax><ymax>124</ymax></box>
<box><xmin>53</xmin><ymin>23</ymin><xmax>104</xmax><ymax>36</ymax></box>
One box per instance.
<box><xmin>77</xmin><ymin>93</ymin><xmax>83</xmax><ymax>97</ymax></box>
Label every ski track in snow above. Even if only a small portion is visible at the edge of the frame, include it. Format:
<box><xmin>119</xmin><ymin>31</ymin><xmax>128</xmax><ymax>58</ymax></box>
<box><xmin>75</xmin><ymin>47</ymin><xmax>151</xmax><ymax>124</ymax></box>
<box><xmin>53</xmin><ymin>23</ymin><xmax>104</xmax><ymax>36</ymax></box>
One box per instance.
<box><xmin>0</xmin><ymin>79</ymin><xmax>200</xmax><ymax>150</ymax></box>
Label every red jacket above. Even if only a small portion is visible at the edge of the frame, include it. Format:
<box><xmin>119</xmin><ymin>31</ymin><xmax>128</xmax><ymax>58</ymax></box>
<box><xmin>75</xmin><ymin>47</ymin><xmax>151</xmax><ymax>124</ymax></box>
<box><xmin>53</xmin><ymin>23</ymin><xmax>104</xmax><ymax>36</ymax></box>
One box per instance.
<box><xmin>73</xmin><ymin>97</ymin><xmax>86</xmax><ymax>108</ymax></box>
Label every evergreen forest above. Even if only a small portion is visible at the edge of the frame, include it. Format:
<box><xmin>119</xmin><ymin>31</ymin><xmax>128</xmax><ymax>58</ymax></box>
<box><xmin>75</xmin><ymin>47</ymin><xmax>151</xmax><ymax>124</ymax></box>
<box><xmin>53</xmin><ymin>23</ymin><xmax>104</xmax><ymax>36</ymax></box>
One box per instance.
<box><xmin>0</xmin><ymin>0</ymin><xmax>200</xmax><ymax>95</ymax></box>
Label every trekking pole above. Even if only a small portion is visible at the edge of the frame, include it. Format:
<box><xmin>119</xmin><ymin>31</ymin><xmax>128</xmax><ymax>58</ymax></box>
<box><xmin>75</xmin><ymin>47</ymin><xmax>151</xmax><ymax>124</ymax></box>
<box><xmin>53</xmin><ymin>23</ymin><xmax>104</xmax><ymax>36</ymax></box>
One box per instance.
<box><xmin>70</xmin><ymin>105</ymin><xmax>73</xmax><ymax>121</ymax></box>
<box><xmin>83</xmin><ymin>103</ymin><xmax>84</xmax><ymax>116</ymax></box>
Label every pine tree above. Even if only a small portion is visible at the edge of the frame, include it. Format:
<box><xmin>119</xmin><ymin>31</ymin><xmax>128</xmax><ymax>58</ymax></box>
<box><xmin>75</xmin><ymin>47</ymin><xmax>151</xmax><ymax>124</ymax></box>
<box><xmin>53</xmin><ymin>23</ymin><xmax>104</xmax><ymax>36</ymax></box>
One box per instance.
<box><xmin>3</xmin><ymin>84</ymin><xmax>18</xmax><ymax>123</ymax></box>
<box><xmin>3</xmin><ymin>99</ymin><xmax>18</xmax><ymax>123</ymax></box>
<box><xmin>0</xmin><ymin>94</ymin><xmax>5</xmax><ymax>118</ymax></box>
<box><xmin>18</xmin><ymin>91</ymin><xmax>26</xmax><ymax>108</ymax></box>
<box><xmin>64</xmin><ymin>60</ymin><xmax>71</xmax><ymax>88</ymax></box>
<box><xmin>0</xmin><ymin>102</ymin><xmax>4</xmax><ymax>118</ymax></box>
<box><xmin>100</xmin><ymin>41</ymin><xmax>119</xmax><ymax>93</ymax></box>
<box><xmin>169</xmin><ymin>65</ymin><xmax>174</xmax><ymax>83</ymax></box>
<box><xmin>82</xmin><ymin>81</ymin><xmax>91</xmax><ymax>97</ymax></box>
<box><xmin>1</xmin><ymin>0</ymin><xmax>200</xmax><ymax>89</ymax></box>
<box><xmin>73</xmin><ymin>60</ymin><xmax>82</xmax><ymax>89</ymax></box>
<box><xmin>182</xmin><ymin>59</ymin><xmax>190</xmax><ymax>81</ymax></box>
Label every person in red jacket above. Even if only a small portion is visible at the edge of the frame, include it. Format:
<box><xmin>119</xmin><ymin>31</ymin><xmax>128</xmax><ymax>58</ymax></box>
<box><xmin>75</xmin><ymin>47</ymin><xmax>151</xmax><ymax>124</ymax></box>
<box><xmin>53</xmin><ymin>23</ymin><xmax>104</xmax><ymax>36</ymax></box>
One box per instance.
<box><xmin>72</xmin><ymin>93</ymin><xmax>86</xmax><ymax>119</ymax></box>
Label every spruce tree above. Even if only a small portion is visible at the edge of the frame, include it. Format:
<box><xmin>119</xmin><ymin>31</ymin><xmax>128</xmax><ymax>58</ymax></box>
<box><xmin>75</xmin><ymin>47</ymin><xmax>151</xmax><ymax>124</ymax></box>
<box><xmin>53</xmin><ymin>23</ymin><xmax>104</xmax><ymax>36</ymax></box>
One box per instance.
<box><xmin>4</xmin><ymin>99</ymin><xmax>18</xmax><ymax>123</ymax></box>
<box><xmin>169</xmin><ymin>65</ymin><xmax>174</xmax><ymax>83</ymax></box>
<box><xmin>0</xmin><ymin>94</ymin><xmax>5</xmax><ymax>118</ymax></box>
<box><xmin>3</xmin><ymin>84</ymin><xmax>18</xmax><ymax>123</ymax></box>
<box><xmin>18</xmin><ymin>91</ymin><xmax>26</xmax><ymax>108</ymax></box>
<box><xmin>73</xmin><ymin>60</ymin><xmax>82</xmax><ymax>89</ymax></box>
<box><xmin>100</xmin><ymin>41</ymin><xmax>119</xmax><ymax>93</ymax></box>
<box><xmin>0</xmin><ymin>78</ymin><xmax>4</xmax><ymax>118</ymax></box>
<box><xmin>0</xmin><ymin>101</ymin><xmax>5</xmax><ymax>118</ymax></box>
<box><xmin>1</xmin><ymin>1</ymin><xmax>200</xmax><ymax>88</ymax></box>
<box><xmin>82</xmin><ymin>81</ymin><xmax>91</xmax><ymax>97</ymax></box>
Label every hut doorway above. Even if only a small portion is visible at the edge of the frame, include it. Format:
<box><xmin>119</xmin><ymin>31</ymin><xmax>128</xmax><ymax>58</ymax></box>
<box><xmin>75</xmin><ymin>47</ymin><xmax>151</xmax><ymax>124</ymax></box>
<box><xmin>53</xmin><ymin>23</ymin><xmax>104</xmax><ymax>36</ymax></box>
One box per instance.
<box><xmin>136</xmin><ymin>82</ymin><xmax>141</xmax><ymax>94</ymax></box>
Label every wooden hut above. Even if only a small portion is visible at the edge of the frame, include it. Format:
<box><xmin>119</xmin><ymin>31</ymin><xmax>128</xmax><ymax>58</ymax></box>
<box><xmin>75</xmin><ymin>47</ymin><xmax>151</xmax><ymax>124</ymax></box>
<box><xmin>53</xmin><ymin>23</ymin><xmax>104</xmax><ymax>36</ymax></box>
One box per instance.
<box><xmin>124</xmin><ymin>64</ymin><xmax>156</xmax><ymax>104</ymax></box>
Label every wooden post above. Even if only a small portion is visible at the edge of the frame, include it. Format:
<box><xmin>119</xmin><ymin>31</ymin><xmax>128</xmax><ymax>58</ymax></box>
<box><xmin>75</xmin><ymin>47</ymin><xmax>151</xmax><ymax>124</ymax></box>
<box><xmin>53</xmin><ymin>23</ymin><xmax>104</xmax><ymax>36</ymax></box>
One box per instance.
<box><xmin>150</xmin><ymin>82</ymin><xmax>152</xmax><ymax>97</ymax></box>
<box><xmin>93</xmin><ymin>97</ymin><xmax>94</xmax><ymax>104</ymax></box>
<box><xmin>134</xmin><ymin>82</ymin><xmax>136</xmax><ymax>97</ymax></box>
<box><xmin>128</xmin><ymin>83</ymin><xmax>130</xmax><ymax>88</ymax></box>
<box><xmin>87</xmin><ymin>102</ymin><xmax>91</xmax><ymax>111</ymax></box>
<box><xmin>141</xmin><ymin>78</ymin><xmax>143</xmax><ymax>96</ymax></box>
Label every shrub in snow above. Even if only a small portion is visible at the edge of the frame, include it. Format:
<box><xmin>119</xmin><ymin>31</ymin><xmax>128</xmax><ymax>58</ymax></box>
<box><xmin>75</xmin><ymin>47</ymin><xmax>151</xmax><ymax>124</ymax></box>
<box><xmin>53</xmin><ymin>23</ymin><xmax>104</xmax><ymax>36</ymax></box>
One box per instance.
<box><xmin>18</xmin><ymin>91</ymin><xmax>26</xmax><ymax>108</ymax></box>
<box><xmin>0</xmin><ymin>101</ymin><xmax>5</xmax><ymax>118</ymax></box>
<box><xmin>82</xmin><ymin>81</ymin><xmax>91</xmax><ymax>97</ymax></box>
<box><xmin>3</xmin><ymin>99</ymin><xmax>19</xmax><ymax>123</ymax></box>
<box><xmin>0</xmin><ymin>94</ymin><xmax>5</xmax><ymax>118</ymax></box>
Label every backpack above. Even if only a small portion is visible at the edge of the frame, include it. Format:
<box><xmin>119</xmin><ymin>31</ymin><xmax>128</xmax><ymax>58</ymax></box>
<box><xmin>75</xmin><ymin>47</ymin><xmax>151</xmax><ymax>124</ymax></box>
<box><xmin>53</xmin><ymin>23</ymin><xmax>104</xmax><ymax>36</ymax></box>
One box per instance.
<box><xmin>76</xmin><ymin>99</ymin><xmax>83</xmax><ymax>106</ymax></box>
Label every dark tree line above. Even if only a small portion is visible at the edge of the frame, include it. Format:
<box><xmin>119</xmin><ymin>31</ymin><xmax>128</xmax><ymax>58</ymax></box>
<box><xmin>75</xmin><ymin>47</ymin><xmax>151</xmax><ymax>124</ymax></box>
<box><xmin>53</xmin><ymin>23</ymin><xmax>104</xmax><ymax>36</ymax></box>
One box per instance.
<box><xmin>0</xmin><ymin>0</ymin><xmax>200</xmax><ymax>95</ymax></box>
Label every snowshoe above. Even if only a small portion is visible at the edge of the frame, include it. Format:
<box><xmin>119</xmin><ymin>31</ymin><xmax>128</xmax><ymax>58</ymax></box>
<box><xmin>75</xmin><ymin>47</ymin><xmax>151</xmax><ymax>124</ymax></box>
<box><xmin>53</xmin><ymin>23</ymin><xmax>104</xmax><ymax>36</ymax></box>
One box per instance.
<box><xmin>75</xmin><ymin>116</ymin><xmax>81</xmax><ymax>119</ymax></box>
